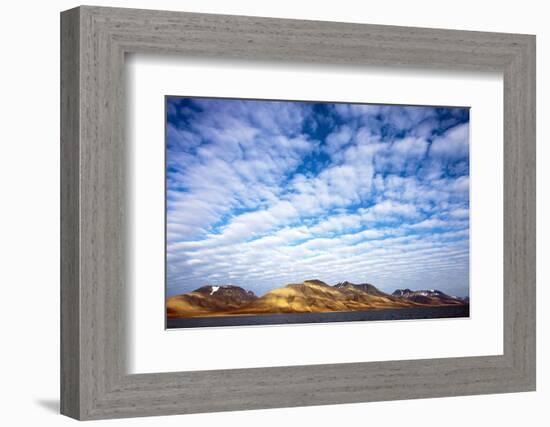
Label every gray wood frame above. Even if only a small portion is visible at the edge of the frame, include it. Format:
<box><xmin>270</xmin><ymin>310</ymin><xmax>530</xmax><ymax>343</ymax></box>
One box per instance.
<box><xmin>60</xmin><ymin>5</ymin><xmax>536</xmax><ymax>420</ymax></box>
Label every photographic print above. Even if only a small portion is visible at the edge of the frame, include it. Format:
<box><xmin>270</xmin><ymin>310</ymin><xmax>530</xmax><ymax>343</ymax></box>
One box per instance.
<box><xmin>165</xmin><ymin>97</ymin><xmax>470</xmax><ymax>328</ymax></box>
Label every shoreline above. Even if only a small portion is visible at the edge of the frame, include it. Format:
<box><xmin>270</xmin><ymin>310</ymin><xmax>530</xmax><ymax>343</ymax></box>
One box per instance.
<box><xmin>167</xmin><ymin>304</ymin><xmax>470</xmax><ymax>329</ymax></box>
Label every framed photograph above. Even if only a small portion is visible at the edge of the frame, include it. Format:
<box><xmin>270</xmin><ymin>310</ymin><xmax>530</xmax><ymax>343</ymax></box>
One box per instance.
<box><xmin>165</xmin><ymin>96</ymin><xmax>471</xmax><ymax>329</ymax></box>
<box><xmin>61</xmin><ymin>6</ymin><xmax>536</xmax><ymax>420</ymax></box>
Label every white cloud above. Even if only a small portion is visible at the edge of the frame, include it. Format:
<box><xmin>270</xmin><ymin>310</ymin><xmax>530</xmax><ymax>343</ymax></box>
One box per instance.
<box><xmin>450</xmin><ymin>208</ymin><xmax>469</xmax><ymax>219</ymax></box>
<box><xmin>369</xmin><ymin>200</ymin><xmax>419</xmax><ymax>218</ymax></box>
<box><xmin>429</xmin><ymin>122</ymin><xmax>469</xmax><ymax>159</ymax></box>
<box><xmin>408</xmin><ymin>218</ymin><xmax>447</xmax><ymax>229</ymax></box>
<box><xmin>325</xmin><ymin>125</ymin><xmax>353</xmax><ymax>155</ymax></box>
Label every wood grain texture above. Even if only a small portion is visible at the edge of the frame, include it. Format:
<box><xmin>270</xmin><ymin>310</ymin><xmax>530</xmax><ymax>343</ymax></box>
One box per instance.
<box><xmin>60</xmin><ymin>7</ymin><xmax>80</xmax><ymax>419</ymax></box>
<box><xmin>60</xmin><ymin>5</ymin><xmax>536</xmax><ymax>420</ymax></box>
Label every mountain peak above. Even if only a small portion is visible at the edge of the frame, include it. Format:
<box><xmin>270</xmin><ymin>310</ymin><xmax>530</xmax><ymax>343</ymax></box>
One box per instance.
<box><xmin>302</xmin><ymin>279</ymin><xmax>330</xmax><ymax>287</ymax></box>
<box><xmin>391</xmin><ymin>288</ymin><xmax>464</xmax><ymax>305</ymax></box>
<box><xmin>335</xmin><ymin>281</ymin><xmax>387</xmax><ymax>296</ymax></box>
<box><xmin>194</xmin><ymin>285</ymin><xmax>256</xmax><ymax>298</ymax></box>
<box><xmin>392</xmin><ymin>288</ymin><xmax>413</xmax><ymax>297</ymax></box>
<box><xmin>335</xmin><ymin>281</ymin><xmax>354</xmax><ymax>287</ymax></box>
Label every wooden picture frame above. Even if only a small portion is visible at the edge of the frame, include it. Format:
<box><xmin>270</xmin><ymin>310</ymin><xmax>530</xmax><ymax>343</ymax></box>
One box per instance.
<box><xmin>60</xmin><ymin>5</ymin><xmax>536</xmax><ymax>420</ymax></box>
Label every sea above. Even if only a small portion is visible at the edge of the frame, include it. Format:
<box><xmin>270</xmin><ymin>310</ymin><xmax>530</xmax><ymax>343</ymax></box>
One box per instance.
<box><xmin>166</xmin><ymin>304</ymin><xmax>470</xmax><ymax>329</ymax></box>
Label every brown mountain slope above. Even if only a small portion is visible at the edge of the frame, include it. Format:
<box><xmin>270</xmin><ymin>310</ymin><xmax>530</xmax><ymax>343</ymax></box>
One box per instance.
<box><xmin>233</xmin><ymin>280</ymin><xmax>350</xmax><ymax>314</ymax></box>
<box><xmin>392</xmin><ymin>288</ymin><xmax>465</xmax><ymax>306</ymax></box>
<box><xmin>334</xmin><ymin>281</ymin><xmax>416</xmax><ymax>307</ymax></box>
<box><xmin>233</xmin><ymin>279</ymin><xmax>418</xmax><ymax>315</ymax></box>
<box><xmin>167</xmin><ymin>280</ymin><xmax>466</xmax><ymax>318</ymax></box>
<box><xmin>166</xmin><ymin>285</ymin><xmax>257</xmax><ymax>318</ymax></box>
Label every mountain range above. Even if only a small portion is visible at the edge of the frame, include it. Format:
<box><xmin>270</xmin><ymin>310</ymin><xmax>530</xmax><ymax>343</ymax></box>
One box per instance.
<box><xmin>166</xmin><ymin>279</ymin><xmax>467</xmax><ymax>318</ymax></box>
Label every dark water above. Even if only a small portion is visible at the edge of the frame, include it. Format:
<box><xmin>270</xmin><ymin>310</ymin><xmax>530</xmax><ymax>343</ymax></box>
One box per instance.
<box><xmin>167</xmin><ymin>304</ymin><xmax>469</xmax><ymax>329</ymax></box>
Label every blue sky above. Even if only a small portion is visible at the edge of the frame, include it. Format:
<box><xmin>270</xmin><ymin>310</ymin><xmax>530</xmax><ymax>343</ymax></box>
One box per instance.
<box><xmin>166</xmin><ymin>97</ymin><xmax>470</xmax><ymax>298</ymax></box>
